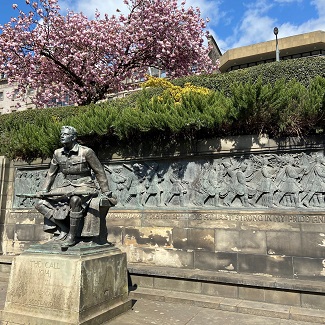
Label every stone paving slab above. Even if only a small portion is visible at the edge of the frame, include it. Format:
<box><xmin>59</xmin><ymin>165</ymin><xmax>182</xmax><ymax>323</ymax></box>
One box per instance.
<box><xmin>0</xmin><ymin>281</ymin><xmax>323</xmax><ymax>324</ymax></box>
<box><xmin>129</xmin><ymin>287</ymin><xmax>325</xmax><ymax>324</ymax></box>
<box><xmin>106</xmin><ymin>298</ymin><xmax>317</xmax><ymax>325</ymax></box>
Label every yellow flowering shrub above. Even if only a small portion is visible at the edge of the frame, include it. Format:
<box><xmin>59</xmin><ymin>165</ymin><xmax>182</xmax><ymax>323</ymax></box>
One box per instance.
<box><xmin>142</xmin><ymin>75</ymin><xmax>211</xmax><ymax>103</ymax></box>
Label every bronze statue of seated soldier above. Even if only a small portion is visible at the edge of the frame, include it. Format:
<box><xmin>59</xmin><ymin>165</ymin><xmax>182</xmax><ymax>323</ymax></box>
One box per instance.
<box><xmin>34</xmin><ymin>126</ymin><xmax>116</xmax><ymax>248</ymax></box>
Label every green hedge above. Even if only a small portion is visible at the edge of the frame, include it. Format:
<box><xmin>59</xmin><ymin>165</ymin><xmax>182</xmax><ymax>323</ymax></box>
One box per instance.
<box><xmin>0</xmin><ymin>57</ymin><xmax>324</xmax><ymax>160</ymax></box>
<box><xmin>173</xmin><ymin>56</ymin><xmax>325</xmax><ymax>94</ymax></box>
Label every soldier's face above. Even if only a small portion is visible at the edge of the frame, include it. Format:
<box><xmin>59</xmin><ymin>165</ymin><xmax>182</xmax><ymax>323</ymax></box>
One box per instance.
<box><xmin>60</xmin><ymin>129</ymin><xmax>75</xmax><ymax>145</ymax></box>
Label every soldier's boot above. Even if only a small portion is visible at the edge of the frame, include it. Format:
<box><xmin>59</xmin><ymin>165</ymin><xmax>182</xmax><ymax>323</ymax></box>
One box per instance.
<box><xmin>61</xmin><ymin>211</ymin><xmax>83</xmax><ymax>248</ymax></box>
<box><xmin>44</xmin><ymin>211</ymin><xmax>69</xmax><ymax>241</ymax></box>
<box><xmin>53</xmin><ymin>219</ymin><xmax>69</xmax><ymax>241</ymax></box>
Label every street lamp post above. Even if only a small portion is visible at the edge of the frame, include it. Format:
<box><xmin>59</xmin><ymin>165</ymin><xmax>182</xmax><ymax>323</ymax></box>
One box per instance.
<box><xmin>273</xmin><ymin>27</ymin><xmax>280</xmax><ymax>62</ymax></box>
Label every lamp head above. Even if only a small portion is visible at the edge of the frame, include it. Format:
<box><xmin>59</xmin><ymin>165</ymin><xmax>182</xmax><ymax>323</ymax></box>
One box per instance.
<box><xmin>273</xmin><ymin>27</ymin><xmax>279</xmax><ymax>36</ymax></box>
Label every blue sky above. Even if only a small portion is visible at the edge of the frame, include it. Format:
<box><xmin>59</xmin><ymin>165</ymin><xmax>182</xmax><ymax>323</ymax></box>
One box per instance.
<box><xmin>1</xmin><ymin>0</ymin><xmax>325</xmax><ymax>53</ymax></box>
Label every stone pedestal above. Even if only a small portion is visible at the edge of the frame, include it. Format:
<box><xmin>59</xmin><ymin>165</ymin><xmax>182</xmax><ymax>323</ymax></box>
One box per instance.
<box><xmin>3</xmin><ymin>243</ymin><xmax>132</xmax><ymax>325</ymax></box>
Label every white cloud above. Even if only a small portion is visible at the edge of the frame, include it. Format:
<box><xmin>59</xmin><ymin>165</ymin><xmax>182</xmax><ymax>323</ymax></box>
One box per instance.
<box><xmin>58</xmin><ymin>0</ymin><xmax>128</xmax><ymax>17</ymax></box>
<box><xmin>225</xmin><ymin>0</ymin><xmax>276</xmax><ymax>49</ymax></box>
<box><xmin>185</xmin><ymin>0</ymin><xmax>223</xmax><ymax>26</ymax></box>
<box><xmin>58</xmin><ymin>0</ymin><xmax>221</xmax><ymax>21</ymax></box>
<box><xmin>219</xmin><ymin>0</ymin><xmax>325</xmax><ymax>51</ymax></box>
<box><xmin>274</xmin><ymin>0</ymin><xmax>325</xmax><ymax>39</ymax></box>
<box><xmin>274</xmin><ymin>0</ymin><xmax>302</xmax><ymax>3</ymax></box>
<box><xmin>312</xmin><ymin>0</ymin><xmax>325</xmax><ymax>16</ymax></box>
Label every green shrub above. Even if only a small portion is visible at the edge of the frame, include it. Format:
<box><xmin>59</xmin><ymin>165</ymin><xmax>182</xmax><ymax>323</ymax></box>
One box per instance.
<box><xmin>1</xmin><ymin>57</ymin><xmax>324</xmax><ymax>160</ymax></box>
<box><xmin>173</xmin><ymin>56</ymin><xmax>325</xmax><ymax>93</ymax></box>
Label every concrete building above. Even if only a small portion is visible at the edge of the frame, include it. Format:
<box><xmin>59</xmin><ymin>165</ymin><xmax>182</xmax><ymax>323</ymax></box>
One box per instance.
<box><xmin>0</xmin><ymin>75</ymin><xmax>36</xmax><ymax>115</ymax></box>
<box><xmin>219</xmin><ymin>30</ymin><xmax>325</xmax><ymax>72</ymax></box>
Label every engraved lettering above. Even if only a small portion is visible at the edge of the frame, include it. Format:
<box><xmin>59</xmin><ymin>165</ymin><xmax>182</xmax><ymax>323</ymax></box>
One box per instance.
<box><xmin>45</xmin><ymin>262</ymin><xmax>60</xmax><ymax>269</ymax></box>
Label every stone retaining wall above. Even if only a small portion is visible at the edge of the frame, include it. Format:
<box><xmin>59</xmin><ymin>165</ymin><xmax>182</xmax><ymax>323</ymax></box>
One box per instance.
<box><xmin>1</xmin><ymin>135</ymin><xmax>325</xmax><ymax>282</ymax></box>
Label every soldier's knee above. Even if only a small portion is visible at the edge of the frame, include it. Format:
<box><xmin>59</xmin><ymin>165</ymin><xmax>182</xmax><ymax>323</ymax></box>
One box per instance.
<box><xmin>70</xmin><ymin>195</ymin><xmax>82</xmax><ymax>208</ymax></box>
<box><xmin>34</xmin><ymin>199</ymin><xmax>46</xmax><ymax>211</ymax></box>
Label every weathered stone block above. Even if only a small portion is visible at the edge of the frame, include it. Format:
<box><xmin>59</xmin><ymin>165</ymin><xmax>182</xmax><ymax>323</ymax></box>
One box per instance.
<box><xmin>130</xmin><ymin>274</ymin><xmax>154</xmax><ymax>288</ymax></box>
<box><xmin>240</xmin><ymin>230</ymin><xmax>266</xmax><ymax>254</ymax></box>
<box><xmin>171</xmin><ymin>228</ymin><xmax>188</xmax><ymax>250</ymax></box>
<box><xmin>301</xmin><ymin>232</ymin><xmax>325</xmax><ymax>258</ymax></box>
<box><xmin>3</xmin><ymin>246</ymin><xmax>131</xmax><ymax>325</ymax></box>
<box><xmin>201</xmin><ymin>282</ymin><xmax>238</xmax><ymax>298</ymax></box>
<box><xmin>33</xmin><ymin>225</ymin><xmax>51</xmax><ymax>241</ymax></box>
<box><xmin>15</xmin><ymin>224</ymin><xmax>35</xmax><ymax>241</ymax></box>
<box><xmin>216</xmin><ymin>229</ymin><xmax>266</xmax><ymax>254</ymax></box>
<box><xmin>266</xmin><ymin>231</ymin><xmax>302</xmax><ymax>256</ymax></box>
<box><xmin>152</xmin><ymin>247</ymin><xmax>194</xmax><ymax>268</ymax></box>
<box><xmin>124</xmin><ymin>227</ymin><xmax>172</xmax><ymax>247</ymax></box>
<box><xmin>187</xmin><ymin>228</ymin><xmax>215</xmax><ymax>251</ymax></box>
<box><xmin>215</xmin><ymin>229</ymin><xmax>239</xmax><ymax>252</ymax></box>
<box><xmin>264</xmin><ymin>288</ymin><xmax>301</xmax><ymax>306</ymax></box>
<box><xmin>123</xmin><ymin>246</ymin><xmax>194</xmax><ymax>268</ymax></box>
<box><xmin>107</xmin><ymin>226</ymin><xmax>124</xmax><ymax>245</ymax></box>
<box><xmin>293</xmin><ymin>256</ymin><xmax>325</xmax><ymax>280</ymax></box>
<box><xmin>0</xmin><ymin>209</ymin><xmax>6</xmax><ymax>224</ymax></box>
<box><xmin>194</xmin><ymin>251</ymin><xmax>237</xmax><ymax>272</ymax></box>
<box><xmin>301</xmin><ymin>292</ymin><xmax>325</xmax><ymax>309</ymax></box>
<box><xmin>238</xmin><ymin>254</ymin><xmax>293</xmax><ymax>277</ymax></box>
<box><xmin>238</xmin><ymin>286</ymin><xmax>265</xmax><ymax>302</ymax></box>
<box><xmin>4</xmin><ymin>225</ymin><xmax>15</xmax><ymax>240</ymax></box>
<box><xmin>154</xmin><ymin>277</ymin><xmax>201</xmax><ymax>294</ymax></box>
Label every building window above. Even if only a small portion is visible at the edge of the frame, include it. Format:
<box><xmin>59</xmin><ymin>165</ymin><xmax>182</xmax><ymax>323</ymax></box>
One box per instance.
<box><xmin>12</xmin><ymin>89</ymin><xmax>19</xmax><ymax>100</ymax></box>
<box><xmin>27</xmin><ymin>88</ymin><xmax>35</xmax><ymax>96</ymax></box>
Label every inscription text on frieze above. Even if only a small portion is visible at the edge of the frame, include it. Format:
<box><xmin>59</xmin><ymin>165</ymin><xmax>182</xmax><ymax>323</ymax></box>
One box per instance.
<box><xmin>192</xmin><ymin>213</ymin><xmax>325</xmax><ymax>223</ymax></box>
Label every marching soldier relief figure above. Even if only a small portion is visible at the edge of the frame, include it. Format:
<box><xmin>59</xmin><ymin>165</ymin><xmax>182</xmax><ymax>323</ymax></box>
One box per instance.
<box><xmin>16</xmin><ymin>150</ymin><xmax>325</xmax><ymax>211</ymax></box>
<box><xmin>34</xmin><ymin>126</ymin><xmax>116</xmax><ymax>248</ymax></box>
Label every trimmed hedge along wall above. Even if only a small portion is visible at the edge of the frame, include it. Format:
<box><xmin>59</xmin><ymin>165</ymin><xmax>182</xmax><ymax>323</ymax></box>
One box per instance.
<box><xmin>0</xmin><ymin>56</ymin><xmax>324</xmax><ymax>160</ymax></box>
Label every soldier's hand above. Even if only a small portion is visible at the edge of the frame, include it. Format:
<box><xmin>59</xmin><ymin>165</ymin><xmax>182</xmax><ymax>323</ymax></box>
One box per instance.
<box><xmin>36</xmin><ymin>190</ymin><xmax>48</xmax><ymax>198</ymax></box>
<box><xmin>102</xmin><ymin>191</ymin><xmax>113</xmax><ymax>198</ymax></box>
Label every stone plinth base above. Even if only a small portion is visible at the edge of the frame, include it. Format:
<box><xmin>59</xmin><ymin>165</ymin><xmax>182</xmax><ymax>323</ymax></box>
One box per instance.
<box><xmin>3</xmin><ymin>244</ymin><xmax>132</xmax><ymax>325</ymax></box>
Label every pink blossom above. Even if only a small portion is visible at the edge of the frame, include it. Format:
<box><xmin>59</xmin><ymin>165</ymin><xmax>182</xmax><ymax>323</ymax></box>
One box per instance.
<box><xmin>0</xmin><ymin>0</ymin><xmax>214</xmax><ymax>107</ymax></box>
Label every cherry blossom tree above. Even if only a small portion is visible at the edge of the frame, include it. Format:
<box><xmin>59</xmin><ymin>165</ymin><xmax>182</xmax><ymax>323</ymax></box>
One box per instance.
<box><xmin>0</xmin><ymin>0</ymin><xmax>214</xmax><ymax>107</ymax></box>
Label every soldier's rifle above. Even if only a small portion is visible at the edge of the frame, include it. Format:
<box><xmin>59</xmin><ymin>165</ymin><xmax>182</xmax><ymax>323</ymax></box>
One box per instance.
<box><xmin>17</xmin><ymin>190</ymin><xmax>99</xmax><ymax>199</ymax></box>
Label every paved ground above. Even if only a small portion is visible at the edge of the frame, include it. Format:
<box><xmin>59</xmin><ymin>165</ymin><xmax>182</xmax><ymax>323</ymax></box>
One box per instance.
<box><xmin>106</xmin><ymin>298</ymin><xmax>314</xmax><ymax>325</ymax></box>
<box><xmin>0</xmin><ymin>281</ymin><xmax>319</xmax><ymax>325</ymax></box>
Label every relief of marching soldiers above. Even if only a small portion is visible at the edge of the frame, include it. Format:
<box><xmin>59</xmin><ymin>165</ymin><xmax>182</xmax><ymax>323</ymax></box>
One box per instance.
<box><xmin>104</xmin><ymin>152</ymin><xmax>325</xmax><ymax>209</ymax></box>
